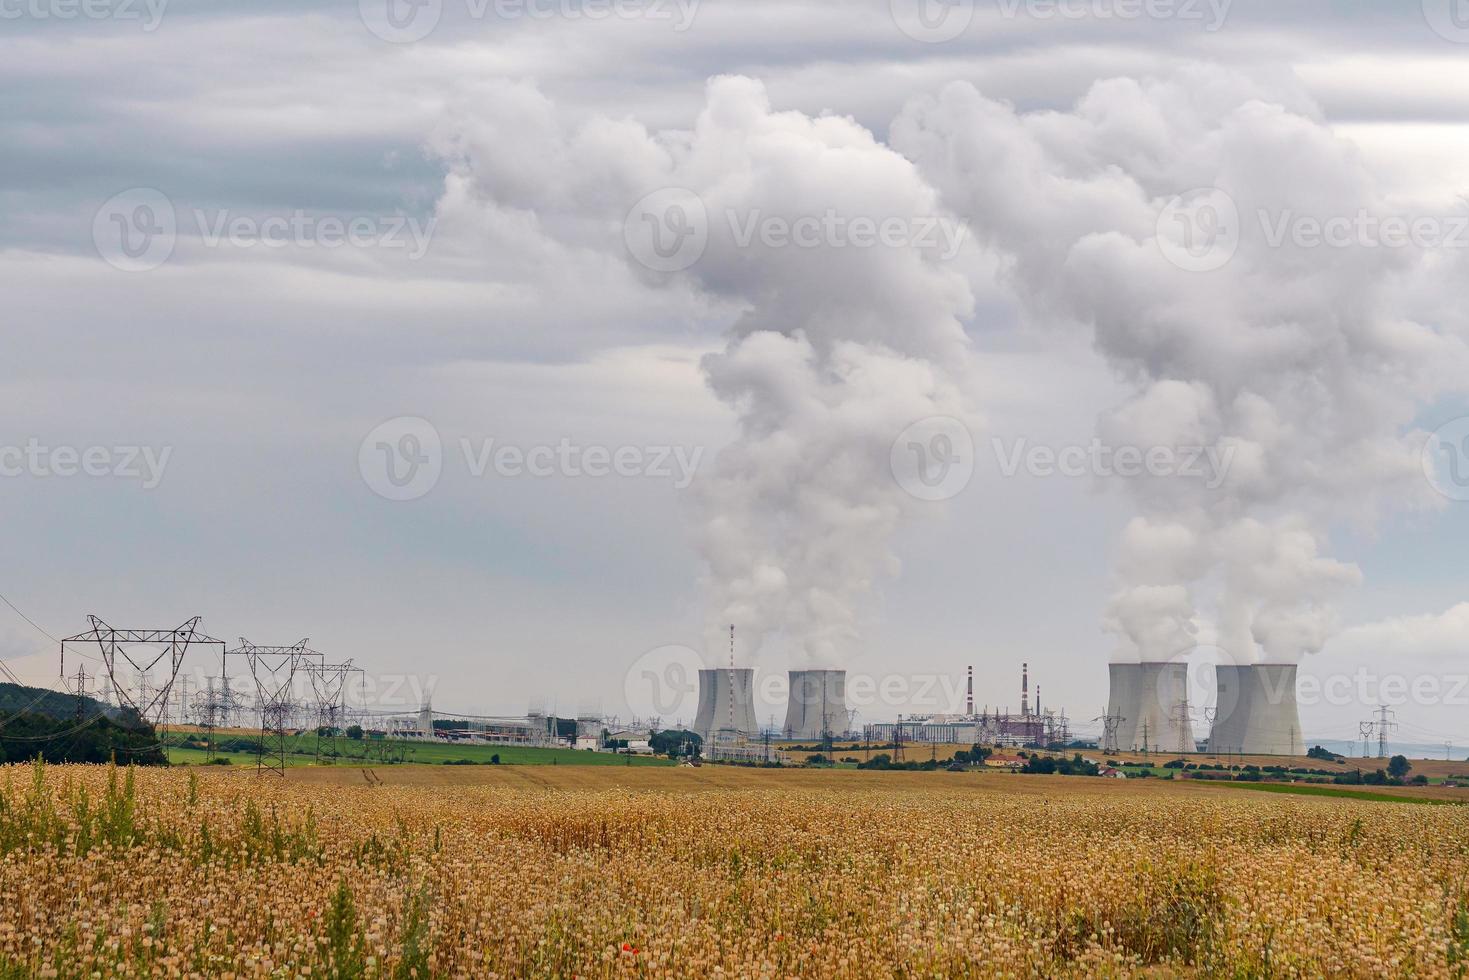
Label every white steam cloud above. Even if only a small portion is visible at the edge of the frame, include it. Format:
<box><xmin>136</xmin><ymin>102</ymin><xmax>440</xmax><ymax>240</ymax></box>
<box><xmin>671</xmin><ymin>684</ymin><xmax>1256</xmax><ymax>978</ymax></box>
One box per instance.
<box><xmin>430</xmin><ymin>77</ymin><xmax>977</xmax><ymax>668</ymax></box>
<box><xmin>892</xmin><ymin>68</ymin><xmax>1468</xmax><ymax>665</ymax></box>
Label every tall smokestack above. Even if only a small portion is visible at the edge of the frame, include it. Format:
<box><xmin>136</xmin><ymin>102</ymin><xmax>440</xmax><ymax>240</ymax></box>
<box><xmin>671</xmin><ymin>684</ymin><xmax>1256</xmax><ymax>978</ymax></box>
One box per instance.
<box><xmin>783</xmin><ymin>670</ymin><xmax>847</xmax><ymax>740</ymax></box>
<box><xmin>965</xmin><ymin>665</ymin><xmax>973</xmax><ymax>716</ymax></box>
<box><xmin>1021</xmin><ymin>663</ymin><xmax>1029</xmax><ymax>717</ymax></box>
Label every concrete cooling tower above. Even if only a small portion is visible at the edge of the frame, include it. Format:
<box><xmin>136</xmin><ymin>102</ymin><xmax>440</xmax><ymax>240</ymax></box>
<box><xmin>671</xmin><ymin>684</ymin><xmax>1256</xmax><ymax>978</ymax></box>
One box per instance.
<box><xmin>782</xmin><ymin>670</ymin><xmax>846</xmax><ymax>740</ymax></box>
<box><xmin>1107</xmin><ymin>662</ymin><xmax>1194</xmax><ymax>753</ymax></box>
<box><xmin>1209</xmin><ymin>664</ymin><xmax>1303</xmax><ymax>756</ymax></box>
<box><xmin>694</xmin><ymin>668</ymin><xmax>759</xmax><ymax>741</ymax></box>
<box><xmin>1105</xmin><ymin>663</ymin><xmax>1141</xmax><ymax>752</ymax></box>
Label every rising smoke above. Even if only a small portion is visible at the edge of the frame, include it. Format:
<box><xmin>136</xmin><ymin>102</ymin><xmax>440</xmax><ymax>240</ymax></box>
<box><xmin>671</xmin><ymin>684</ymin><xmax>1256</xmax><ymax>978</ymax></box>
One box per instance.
<box><xmin>431</xmin><ymin>76</ymin><xmax>978</xmax><ymax>668</ymax></box>
<box><xmin>430</xmin><ymin>67</ymin><xmax>1463</xmax><ymax>672</ymax></box>
<box><xmin>664</xmin><ymin>78</ymin><xmax>977</xmax><ymax>665</ymax></box>
<box><xmin>891</xmin><ymin>68</ymin><xmax>1467</xmax><ymax>665</ymax></box>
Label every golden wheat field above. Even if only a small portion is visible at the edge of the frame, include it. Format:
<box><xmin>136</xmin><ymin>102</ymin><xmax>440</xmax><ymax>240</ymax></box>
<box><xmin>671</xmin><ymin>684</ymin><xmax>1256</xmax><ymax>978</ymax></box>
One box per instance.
<box><xmin>2</xmin><ymin>762</ymin><xmax>1468</xmax><ymax>977</ymax></box>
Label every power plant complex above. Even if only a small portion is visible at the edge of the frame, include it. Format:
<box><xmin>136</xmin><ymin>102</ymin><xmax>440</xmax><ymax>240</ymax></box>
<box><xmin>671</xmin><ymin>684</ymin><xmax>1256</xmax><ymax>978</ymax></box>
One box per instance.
<box><xmin>692</xmin><ymin>660</ymin><xmax>1074</xmax><ymax>751</ymax></box>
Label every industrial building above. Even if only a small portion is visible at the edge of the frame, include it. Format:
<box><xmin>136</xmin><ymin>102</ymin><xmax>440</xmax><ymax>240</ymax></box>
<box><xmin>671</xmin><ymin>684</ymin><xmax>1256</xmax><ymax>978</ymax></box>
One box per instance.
<box><xmin>863</xmin><ymin>664</ymin><xmax>1070</xmax><ymax>748</ymax></box>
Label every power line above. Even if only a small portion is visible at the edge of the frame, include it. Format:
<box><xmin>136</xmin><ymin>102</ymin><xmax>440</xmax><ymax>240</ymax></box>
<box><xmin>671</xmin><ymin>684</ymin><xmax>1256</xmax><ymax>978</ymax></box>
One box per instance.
<box><xmin>0</xmin><ymin>591</ymin><xmax>58</xmax><ymax>643</ymax></box>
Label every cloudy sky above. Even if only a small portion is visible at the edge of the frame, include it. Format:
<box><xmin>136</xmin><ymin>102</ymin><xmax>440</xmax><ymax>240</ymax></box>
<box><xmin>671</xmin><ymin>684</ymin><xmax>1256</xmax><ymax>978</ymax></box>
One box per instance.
<box><xmin>3</xmin><ymin>0</ymin><xmax>1468</xmax><ymax>748</ymax></box>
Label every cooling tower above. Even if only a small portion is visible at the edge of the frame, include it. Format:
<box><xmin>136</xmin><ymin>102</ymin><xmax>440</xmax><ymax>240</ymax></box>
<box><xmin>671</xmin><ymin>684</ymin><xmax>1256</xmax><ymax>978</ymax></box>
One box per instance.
<box><xmin>1108</xmin><ymin>662</ymin><xmax>1194</xmax><ymax>752</ymax></box>
<box><xmin>782</xmin><ymin>670</ymin><xmax>846</xmax><ymax>740</ymax></box>
<box><xmin>1105</xmin><ymin>663</ymin><xmax>1142</xmax><ymax>752</ymax></box>
<box><xmin>694</xmin><ymin>668</ymin><xmax>759</xmax><ymax>741</ymax></box>
<box><xmin>1134</xmin><ymin>662</ymin><xmax>1195</xmax><ymax>753</ymax></box>
<box><xmin>1209</xmin><ymin>663</ymin><xmax>1303</xmax><ymax>756</ymax></box>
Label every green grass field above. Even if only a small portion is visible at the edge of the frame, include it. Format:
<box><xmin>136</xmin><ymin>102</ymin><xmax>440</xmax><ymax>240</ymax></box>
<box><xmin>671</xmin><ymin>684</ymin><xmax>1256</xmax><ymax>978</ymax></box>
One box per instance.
<box><xmin>1192</xmin><ymin>780</ymin><xmax>1460</xmax><ymax>806</ymax></box>
<box><xmin>161</xmin><ymin>732</ymin><xmax>674</xmax><ymax>768</ymax></box>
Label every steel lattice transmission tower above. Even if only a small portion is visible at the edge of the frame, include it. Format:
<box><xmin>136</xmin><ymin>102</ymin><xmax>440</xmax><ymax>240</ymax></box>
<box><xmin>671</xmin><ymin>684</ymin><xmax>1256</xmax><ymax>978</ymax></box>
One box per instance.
<box><xmin>304</xmin><ymin>660</ymin><xmax>362</xmax><ymax>763</ymax></box>
<box><xmin>192</xmin><ymin>675</ymin><xmax>236</xmax><ymax>762</ymax></box>
<box><xmin>1097</xmin><ymin>714</ymin><xmax>1125</xmax><ymax>755</ymax></box>
<box><xmin>235</xmin><ymin>638</ymin><xmax>318</xmax><ymax>777</ymax></box>
<box><xmin>1375</xmin><ymin>706</ymin><xmax>1397</xmax><ymax>760</ymax></box>
<box><xmin>60</xmin><ymin>617</ymin><xmax>225</xmax><ymax>737</ymax></box>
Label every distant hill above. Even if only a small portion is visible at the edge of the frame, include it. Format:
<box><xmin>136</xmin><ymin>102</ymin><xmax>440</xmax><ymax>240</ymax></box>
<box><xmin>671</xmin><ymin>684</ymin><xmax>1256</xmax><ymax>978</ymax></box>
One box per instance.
<box><xmin>0</xmin><ymin>681</ymin><xmax>139</xmax><ymax>726</ymax></box>
<box><xmin>0</xmin><ymin>682</ymin><xmax>162</xmax><ymax>765</ymax></box>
